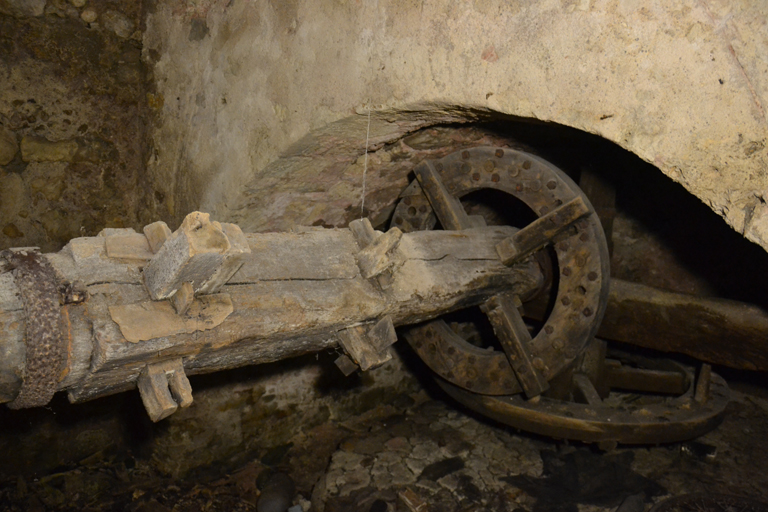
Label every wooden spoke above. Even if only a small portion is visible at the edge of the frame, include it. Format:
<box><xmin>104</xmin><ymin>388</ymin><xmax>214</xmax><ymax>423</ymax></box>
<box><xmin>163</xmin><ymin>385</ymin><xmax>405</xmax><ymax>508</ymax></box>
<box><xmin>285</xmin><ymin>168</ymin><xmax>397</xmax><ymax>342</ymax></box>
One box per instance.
<box><xmin>496</xmin><ymin>195</ymin><xmax>591</xmax><ymax>265</ymax></box>
<box><xmin>414</xmin><ymin>160</ymin><xmax>480</xmax><ymax>231</ymax></box>
<box><xmin>484</xmin><ymin>294</ymin><xmax>549</xmax><ymax>398</ymax></box>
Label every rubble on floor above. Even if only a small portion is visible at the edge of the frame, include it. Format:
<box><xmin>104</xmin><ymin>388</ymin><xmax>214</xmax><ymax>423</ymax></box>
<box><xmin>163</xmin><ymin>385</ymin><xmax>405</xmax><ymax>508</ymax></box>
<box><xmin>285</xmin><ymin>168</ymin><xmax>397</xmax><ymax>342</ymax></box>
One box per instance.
<box><xmin>1</xmin><ymin>380</ymin><xmax>767</xmax><ymax>512</ymax></box>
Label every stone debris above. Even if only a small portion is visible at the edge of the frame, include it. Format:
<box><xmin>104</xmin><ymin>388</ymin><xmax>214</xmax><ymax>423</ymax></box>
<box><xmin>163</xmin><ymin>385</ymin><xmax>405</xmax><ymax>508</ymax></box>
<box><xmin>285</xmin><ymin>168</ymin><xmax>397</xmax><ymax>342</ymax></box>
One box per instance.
<box><xmin>0</xmin><ymin>386</ymin><xmax>767</xmax><ymax>511</ymax></box>
<box><xmin>101</xmin><ymin>9</ymin><xmax>134</xmax><ymax>39</ymax></box>
<box><xmin>0</xmin><ymin>0</ymin><xmax>46</xmax><ymax>17</ymax></box>
<box><xmin>0</xmin><ymin>125</ymin><xmax>17</xmax><ymax>165</ymax></box>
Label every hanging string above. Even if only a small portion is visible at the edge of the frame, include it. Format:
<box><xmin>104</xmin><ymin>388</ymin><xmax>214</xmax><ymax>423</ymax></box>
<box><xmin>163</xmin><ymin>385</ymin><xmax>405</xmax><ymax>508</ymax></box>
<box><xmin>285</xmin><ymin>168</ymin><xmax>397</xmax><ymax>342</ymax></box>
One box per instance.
<box><xmin>361</xmin><ymin>104</ymin><xmax>372</xmax><ymax>220</ymax></box>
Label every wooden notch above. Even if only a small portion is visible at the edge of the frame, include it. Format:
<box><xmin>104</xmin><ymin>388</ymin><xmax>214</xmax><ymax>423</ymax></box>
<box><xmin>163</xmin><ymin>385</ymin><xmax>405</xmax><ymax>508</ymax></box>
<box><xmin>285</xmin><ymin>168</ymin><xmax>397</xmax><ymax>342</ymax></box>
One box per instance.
<box><xmin>496</xmin><ymin>195</ymin><xmax>591</xmax><ymax>265</ymax></box>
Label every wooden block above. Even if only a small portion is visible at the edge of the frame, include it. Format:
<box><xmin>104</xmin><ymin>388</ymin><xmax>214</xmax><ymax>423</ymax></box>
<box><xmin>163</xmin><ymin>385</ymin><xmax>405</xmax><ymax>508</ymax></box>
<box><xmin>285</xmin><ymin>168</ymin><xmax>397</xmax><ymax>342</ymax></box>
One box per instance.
<box><xmin>166</xmin><ymin>359</ymin><xmax>193</xmax><ymax>408</ymax></box>
<box><xmin>356</xmin><ymin>227</ymin><xmax>403</xmax><ymax>279</ymax></box>
<box><xmin>196</xmin><ymin>222</ymin><xmax>251</xmax><ymax>294</ymax></box>
<box><xmin>348</xmin><ymin>218</ymin><xmax>378</xmax><ymax>249</ymax></box>
<box><xmin>338</xmin><ymin>325</ymin><xmax>392</xmax><ymax>371</ymax></box>
<box><xmin>109</xmin><ymin>293</ymin><xmax>233</xmax><ymax>343</ymax></box>
<box><xmin>137</xmin><ymin>359</ymin><xmax>193</xmax><ymax>422</ymax></box>
<box><xmin>105</xmin><ymin>233</ymin><xmax>154</xmax><ymax>261</ymax></box>
<box><xmin>143</xmin><ymin>212</ymin><xmax>247</xmax><ymax>300</ymax></box>
<box><xmin>143</xmin><ymin>221</ymin><xmax>172</xmax><ymax>253</ymax></box>
<box><xmin>367</xmin><ymin>315</ymin><xmax>398</xmax><ymax>353</ymax></box>
<box><xmin>137</xmin><ymin>362</ymin><xmax>178</xmax><ymax>422</ymax></box>
<box><xmin>334</xmin><ymin>354</ymin><xmax>359</xmax><ymax>376</ymax></box>
<box><xmin>171</xmin><ymin>282</ymin><xmax>194</xmax><ymax>315</ymax></box>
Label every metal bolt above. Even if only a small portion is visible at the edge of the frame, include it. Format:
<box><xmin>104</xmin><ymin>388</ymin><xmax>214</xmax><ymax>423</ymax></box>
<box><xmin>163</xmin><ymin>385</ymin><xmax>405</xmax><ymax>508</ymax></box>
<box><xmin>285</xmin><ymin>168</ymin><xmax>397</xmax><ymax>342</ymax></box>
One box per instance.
<box><xmin>472</xmin><ymin>173</ymin><xmax>481</xmax><ymax>181</ymax></box>
<box><xmin>495</xmin><ymin>149</ymin><xmax>504</xmax><ymax>158</ymax></box>
<box><xmin>583</xmin><ymin>307</ymin><xmax>593</xmax><ymax>317</ymax></box>
<box><xmin>447</xmin><ymin>346</ymin><xmax>455</xmax><ymax>355</ymax></box>
<box><xmin>553</xmin><ymin>339</ymin><xmax>565</xmax><ymax>350</ymax></box>
<box><xmin>588</xmin><ymin>271</ymin><xmax>598</xmax><ymax>281</ymax></box>
<box><xmin>580</xmin><ymin>232</ymin><xmax>589</xmax><ymax>242</ymax></box>
<box><xmin>484</xmin><ymin>160</ymin><xmax>495</xmax><ymax>172</ymax></box>
<box><xmin>394</xmin><ymin>217</ymin><xmax>403</xmax><ymax>225</ymax></box>
<box><xmin>522</xmin><ymin>160</ymin><xmax>532</xmax><ymax>169</ymax></box>
<box><xmin>544</xmin><ymin>325</ymin><xmax>554</xmax><ymax>334</ymax></box>
<box><xmin>547</xmin><ymin>180</ymin><xmax>557</xmax><ymax>190</ymax></box>
<box><xmin>404</xmin><ymin>197</ymin><xmax>412</xmax><ymax>206</ymax></box>
<box><xmin>562</xmin><ymin>267</ymin><xmax>571</xmax><ymax>276</ymax></box>
<box><xmin>532</xmin><ymin>357</ymin><xmax>545</xmax><ymax>371</ymax></box>
<box><xmin>561</xmin><ymin>296</ymin><xmax>571</xmax><ymax>306</ymax></box>
<box><xmin>429</xmin><ymin>343</ymin><xmax>437</xmax><ymax>353</ymax></box>
<box><xmin>491</xmin><ymin>173</ymin><xmax>500</xmax><ymax>183</ymax></box>
<box><xmin>408</xmin><ymin>206</ymin><xmax>417</xmax><ymax>216</ymax></box>
<box><xmin>576</xmin><ymin>285</ymin><xmax>587</xmax><ymax>295</ymax></box>
<box><xmin>465</xmin><ymin>380</ymin><xmax>474</xmax><ymax>389</ymax></box>
<box><xmin>462</xmin><ymin>150</ymin><xmax>470</xmax><ymax>160</ymax></box>
<box><xmin>576</xmin><ymin>255</ymin><xmax>586</xmax><ymax>267</ymax></box>
<box><xmin>540</xmin><ymin>206</ymin><xmax>549</xmax><ymax>215</ymax></box>
<box><xmin>461</xmin><ymin>162</ymin><xmax>471</xmax><ymax>173</ymax></box>
<box><xmin>419</xmin><ymin>205</ymin><xmax>428</xmax><ymax>213</ymax></box>
<box><xmin>509</xmin><ymin>167</ymin><xmax>520</xmax><ymax>177</ymax></box>
<box><xmin>516</xmin><ymin>184</ymin><xmax>523</xmax><ymax>192</ymax></box>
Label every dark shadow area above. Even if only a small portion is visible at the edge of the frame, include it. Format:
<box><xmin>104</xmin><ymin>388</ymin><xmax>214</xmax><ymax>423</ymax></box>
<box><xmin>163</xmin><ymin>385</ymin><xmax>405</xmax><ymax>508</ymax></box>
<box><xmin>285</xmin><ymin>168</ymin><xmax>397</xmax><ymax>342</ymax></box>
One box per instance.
<box><xmin>479</xmin><ymin>118</ymin><xmax>768</xmax><ymax>310</ymax></box>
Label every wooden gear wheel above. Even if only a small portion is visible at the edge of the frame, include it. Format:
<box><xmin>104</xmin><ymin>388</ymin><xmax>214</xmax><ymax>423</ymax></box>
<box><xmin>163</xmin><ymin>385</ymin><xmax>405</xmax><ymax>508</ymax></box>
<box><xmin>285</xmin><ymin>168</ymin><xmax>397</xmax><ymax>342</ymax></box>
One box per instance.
<box><xmin>394</xmin><ymin>146</ymin><xmax>728</xmax><ymax>445</ymax></box>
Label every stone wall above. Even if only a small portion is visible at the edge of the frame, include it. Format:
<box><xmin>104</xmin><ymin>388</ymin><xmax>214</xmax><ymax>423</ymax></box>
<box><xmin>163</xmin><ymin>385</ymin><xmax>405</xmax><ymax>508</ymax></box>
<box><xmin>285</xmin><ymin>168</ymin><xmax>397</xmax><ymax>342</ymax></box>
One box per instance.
<box><xmin>0</xmin><ymin>0</ymin><xmax>147</xmax><ymax>252</ymax></box>
<box><xmin>144</xmin><ymin>0</ymin><xmax>768</xmax><ymax>251</ymax></box>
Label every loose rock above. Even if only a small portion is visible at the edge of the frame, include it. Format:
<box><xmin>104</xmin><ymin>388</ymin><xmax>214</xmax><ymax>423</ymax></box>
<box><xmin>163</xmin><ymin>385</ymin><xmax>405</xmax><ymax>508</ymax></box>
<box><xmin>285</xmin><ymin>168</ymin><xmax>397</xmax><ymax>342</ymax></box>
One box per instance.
<box><xmin>0</xmin><ymin>126</ymin><xmax>17</xmax><ymax>165</ymax></box>
<box><xmin>101</xmin><ymin>10</ymin><xmax>134</xmax><ymax>39</ymax></box>
<box><xmin>80</xmin><ymin>8</ymin><xmax>96</xmax><ymax>23</ymax></box>
<box><xmin>21</xmin><ymin>136</ymin><xmax>77</xmax><ymax>163</ymax></box>
<box><xmin>0</xmin><ymin>0</ymin><xmax>46</xmax><ymax>17</ymax></box>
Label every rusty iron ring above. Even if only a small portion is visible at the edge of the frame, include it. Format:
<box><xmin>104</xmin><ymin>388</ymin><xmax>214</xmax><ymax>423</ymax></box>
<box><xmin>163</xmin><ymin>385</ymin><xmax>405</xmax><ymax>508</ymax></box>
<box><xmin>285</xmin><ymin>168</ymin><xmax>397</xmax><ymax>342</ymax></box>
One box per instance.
<box><xmin>395</xmin><ymin>146</ymin><xmax>610</xmax><ymax>396</ymax></box>
<box><xmin>436</xmin><ymin>349</ymin><xmax>729</xmax><ymax>445</ymax></box>
<box><xmin>2</xmin><ymin>249</ymin><xmax>66</xmax><ymax>409</ymax></box>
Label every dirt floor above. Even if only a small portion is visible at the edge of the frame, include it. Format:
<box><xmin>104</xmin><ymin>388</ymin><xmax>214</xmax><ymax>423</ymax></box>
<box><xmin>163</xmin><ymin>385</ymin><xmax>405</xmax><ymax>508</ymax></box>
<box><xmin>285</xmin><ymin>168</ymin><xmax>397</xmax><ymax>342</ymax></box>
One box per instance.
<box><xmin>1</xmin><ymin>364</ymin><xmax>767</xmax><ymax>512</ymax></box>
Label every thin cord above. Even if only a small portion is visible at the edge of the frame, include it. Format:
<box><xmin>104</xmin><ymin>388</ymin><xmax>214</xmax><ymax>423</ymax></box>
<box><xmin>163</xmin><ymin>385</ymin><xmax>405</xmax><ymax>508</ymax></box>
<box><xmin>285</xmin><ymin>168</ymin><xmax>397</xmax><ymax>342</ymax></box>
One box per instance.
<box><xmin>361</xmin><ymin>105</ymin><xmax>371</xmax><ymax>220</ymax></box>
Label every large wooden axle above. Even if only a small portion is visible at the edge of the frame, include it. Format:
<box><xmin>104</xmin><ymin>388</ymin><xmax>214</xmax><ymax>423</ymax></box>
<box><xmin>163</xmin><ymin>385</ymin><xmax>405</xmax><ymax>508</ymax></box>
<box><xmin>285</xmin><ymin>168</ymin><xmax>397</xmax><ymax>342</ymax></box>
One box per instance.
<box><xmin>0</xmin><ymin>213</ymin><xmax>544</xmax><ymax>421</ymax></box>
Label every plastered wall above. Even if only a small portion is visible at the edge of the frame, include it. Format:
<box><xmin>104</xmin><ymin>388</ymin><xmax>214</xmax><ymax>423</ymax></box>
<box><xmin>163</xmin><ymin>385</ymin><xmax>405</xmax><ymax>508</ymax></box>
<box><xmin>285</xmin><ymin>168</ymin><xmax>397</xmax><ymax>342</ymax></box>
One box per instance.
<box><xmin>144</xmin><ymin>0</ymin><xmax>768</xmax><ymax>250</ymax></box>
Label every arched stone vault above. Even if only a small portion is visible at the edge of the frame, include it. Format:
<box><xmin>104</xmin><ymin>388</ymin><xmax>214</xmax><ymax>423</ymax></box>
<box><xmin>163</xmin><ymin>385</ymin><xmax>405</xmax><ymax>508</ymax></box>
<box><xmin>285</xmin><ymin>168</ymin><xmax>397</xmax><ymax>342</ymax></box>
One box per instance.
<box><xmin>144</xmin><ymin>0</ymin><xmax>768</xmax><ymax>249</ymax></box>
